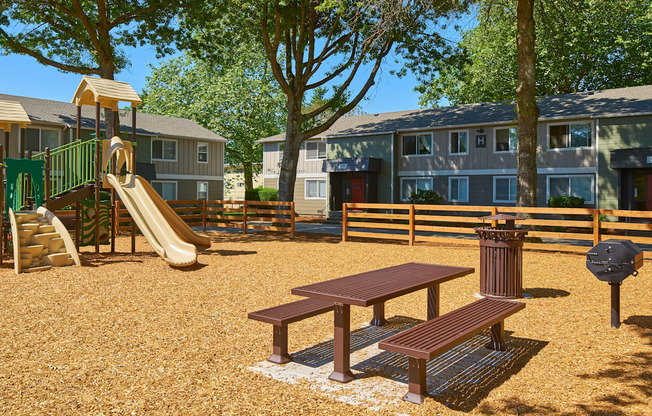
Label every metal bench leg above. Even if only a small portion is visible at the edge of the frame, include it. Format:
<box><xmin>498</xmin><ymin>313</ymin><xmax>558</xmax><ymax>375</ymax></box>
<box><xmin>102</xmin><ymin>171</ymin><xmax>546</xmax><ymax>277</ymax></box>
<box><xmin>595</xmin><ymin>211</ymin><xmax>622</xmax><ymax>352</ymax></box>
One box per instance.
<box><xmin>486</xmin><ymin>320</ymin><xmax>507</xmax><ymax>351</ymax></box>
<box><xmin>329</xmin><ymin>303</ymin><xmax>355</xmax><ymax>383</ymax></box>
<box><xmin>370</xmin><ymin>302</ymin><xmax>386</xmax><ymax>326</ymax></box>
<box><xmin>269</xmin><ymin>324</ymin><xmax>292</xmax><ymax>364</ymax></box>
<box><xmin>427</xmin><ymin>284</ymin><xmax>440</xmax><ymax>320</ymax></box>
<box><xmin>404</xmin><ymin>357</ymin><xmax>427</xmax><ymax>404</ymax></box>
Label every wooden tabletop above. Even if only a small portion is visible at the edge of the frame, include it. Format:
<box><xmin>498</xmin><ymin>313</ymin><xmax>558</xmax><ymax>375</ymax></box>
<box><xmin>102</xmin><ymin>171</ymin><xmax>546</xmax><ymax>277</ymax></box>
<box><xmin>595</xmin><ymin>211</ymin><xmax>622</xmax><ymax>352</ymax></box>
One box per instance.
<box><xmin>291</xmin><ymin>262</ymin><xmax>475</xmax><ymax>307</ymax></box>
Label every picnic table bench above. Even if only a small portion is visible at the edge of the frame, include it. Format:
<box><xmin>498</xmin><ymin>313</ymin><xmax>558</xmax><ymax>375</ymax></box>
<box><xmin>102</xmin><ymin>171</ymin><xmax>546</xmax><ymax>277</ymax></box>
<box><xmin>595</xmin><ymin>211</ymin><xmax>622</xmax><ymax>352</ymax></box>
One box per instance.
<box><xmin>248</xmin><ymin>298</ymin><xmax>334</xmax><ymax>363</ymax></box>
<box><xmin>378</xmin><ymin>297</ymin><xmax>525</xmax><ymax>404</ymax></box>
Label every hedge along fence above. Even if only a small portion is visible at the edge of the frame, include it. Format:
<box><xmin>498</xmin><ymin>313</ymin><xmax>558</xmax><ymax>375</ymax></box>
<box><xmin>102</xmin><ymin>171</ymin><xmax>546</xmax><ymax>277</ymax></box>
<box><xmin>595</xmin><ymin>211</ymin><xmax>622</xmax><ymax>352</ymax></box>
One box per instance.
<box><xmin>116</xmin><ymin>199</ymin><xmax>295</xmax><ymax>239</ymax></box>
<box><xmin>342</xmin><ymin>203</ymin><xmax>652</xmax><ymax>257</ymax></box>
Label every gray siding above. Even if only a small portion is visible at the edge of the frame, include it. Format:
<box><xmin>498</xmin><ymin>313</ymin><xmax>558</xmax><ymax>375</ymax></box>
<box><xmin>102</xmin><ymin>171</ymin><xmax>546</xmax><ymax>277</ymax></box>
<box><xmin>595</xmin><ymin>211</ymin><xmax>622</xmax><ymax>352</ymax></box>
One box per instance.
<box><xmin>598</xmin><ymin>115</ymin><xmax>652</xmax><ymax>209</ymax></box>
<box><xmin>152</xmin><ymin>137</ymin><xmax>223</xmax><ymax>177</ymax></box>
<box><xmin>152</xmin><ymin>178</ymin><xmax>223</xmax><ymax>200</ymax></box>
<box><xmin>262</xmin><ymin>140</ymin><xmax>326</xmax><ymax>176</ymax></box>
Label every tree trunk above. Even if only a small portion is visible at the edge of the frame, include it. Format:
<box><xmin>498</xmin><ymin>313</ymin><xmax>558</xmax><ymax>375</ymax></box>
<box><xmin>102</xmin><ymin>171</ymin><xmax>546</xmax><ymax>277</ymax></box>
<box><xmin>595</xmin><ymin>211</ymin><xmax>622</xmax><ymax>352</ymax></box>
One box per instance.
<box><xmin>277</xmin><ymin>99</ymin><xmax>303</xmax><ymax>202</ymax></box>
<box><xmin>516</xmin><ymin>0</ymin><xmax>540</xmax><ymax>208</ymax></box>
<box><xmin>243</xmin><ymin>160</ymin><xmax>255</xmax><ymax>190</ymax></box>
<box><xmin>99</xmin><ymin>60</ymin><xmax>119</xmax><ymax>139</ymax></box>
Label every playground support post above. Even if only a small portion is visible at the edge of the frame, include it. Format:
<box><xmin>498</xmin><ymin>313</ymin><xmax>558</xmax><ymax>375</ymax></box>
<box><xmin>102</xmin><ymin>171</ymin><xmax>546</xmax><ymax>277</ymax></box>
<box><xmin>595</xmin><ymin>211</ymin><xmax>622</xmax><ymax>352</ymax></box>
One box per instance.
<box><xmin>20</xmin><ymin>128</ymin><xmax>25</xmax><ymax>158</ymax></box>
<box><xmin>44</xmin><ymin>148</ymin><xmax>50</xmax><ymax>208</ymax></box>
<box><xmin>94</xmin><ymin>102</ymin><xmax>100</xmax><ymax>254</ymax></box>
<box><xmin>0</xmin><ymin>144</ymin><xmax>3</xmax><ymax>265</ymax></box>
<box><xmin>75</xmin><ymin>202</ymin><xmax>81</xmax><ymax>252</ymax></box>
<box><xmin>76</xmin><ymin>106</ymin><xmax>81</xmax><ymax>142</ymax></box>
<box><xmin>131</xmin><ymin>108</ymin><xmax>137</xmax><ymax>254</ymax></box>
<box><xmin>111</xmin><ymin>151</ymin><xmax>116</xmax><ymax>253</ymax></box>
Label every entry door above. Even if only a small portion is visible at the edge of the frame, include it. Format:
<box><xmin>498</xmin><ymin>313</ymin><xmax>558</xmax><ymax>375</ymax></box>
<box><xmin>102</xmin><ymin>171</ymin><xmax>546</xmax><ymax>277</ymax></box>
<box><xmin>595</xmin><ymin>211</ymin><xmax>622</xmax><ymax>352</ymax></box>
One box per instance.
<box><xmin>351</xmin><ymin>178</ymin><xmax>365</xmax><ymax>203</ymax></box>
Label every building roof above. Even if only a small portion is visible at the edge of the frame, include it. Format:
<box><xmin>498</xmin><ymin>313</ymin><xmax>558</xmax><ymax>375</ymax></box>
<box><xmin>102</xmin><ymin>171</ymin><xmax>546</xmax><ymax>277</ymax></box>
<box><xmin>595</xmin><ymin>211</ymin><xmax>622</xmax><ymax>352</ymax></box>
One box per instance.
<box><xmin>0</xmin><ymin>100</ymin><xmax>31</xmax><ymax>130</ymax></box>
<box><xmin>0</xmin><ymin>93</ymin><xmax>226</xmax><ymax>143</ymax></box>
<box><xmin>258</xmin><ymin>84</ymin><xmax>652</xmax><ymax>142</ymax></box>
<box><xmin>72</xmin><ymin>76</ymin><xmax>143</xmax><ymax>109</ymax></box>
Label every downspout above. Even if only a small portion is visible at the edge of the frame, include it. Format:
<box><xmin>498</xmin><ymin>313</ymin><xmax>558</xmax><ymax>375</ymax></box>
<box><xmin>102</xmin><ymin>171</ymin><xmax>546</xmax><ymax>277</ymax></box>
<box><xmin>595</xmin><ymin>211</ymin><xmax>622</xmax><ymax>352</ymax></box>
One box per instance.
<box><xmin>595</xmin><ymin>119</ymin><xmax>599</xmax><ymax>209</ymax></box>
<box><xmin>390</xmin><ymin>131</ymin><xmax>396</xmax><ymax>204</ymax></box>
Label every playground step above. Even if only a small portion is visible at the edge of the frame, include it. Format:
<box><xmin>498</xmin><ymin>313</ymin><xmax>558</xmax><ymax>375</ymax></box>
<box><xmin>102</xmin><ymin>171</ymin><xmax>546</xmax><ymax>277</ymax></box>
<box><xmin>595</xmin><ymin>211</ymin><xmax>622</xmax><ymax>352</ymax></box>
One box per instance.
<box><xmin>47</xmin><ymin>237</ymin><xmax>64</xmax><ymax>253</ymax></box>
<box><xmin>45</xmin><ymin>253</ymin><xmax>74</xmax><ymax>267</ymax></box>
<box><xmin>22</xmin><ymin>244</ymin><xmax>45</xmax><ymax>258</ymax></box>
<box><xmin>30</xmin><ymin>232</ymin><xmax>61</xmax><ymax>246</ymax></box>
<box><xmin>15</xmin><ymin>212</ymin><xmax>40</xmax><ymax>223</ymax></box>
<box><xmin>20</xmin><ymin>255</ymin><xmax>32</xmax><ymax>269</ymax></box>
<box><xmin>38</xmin><ymin>224</ymin><xmax>55</xmax><ymax>233</ymax></box>
<box><xmin>22</xmin><ymin>265</ymin><xmax>52</xmax><ymax>273</ymax></box>
<box><xmin>20</xmin><ymin>223</ymin><xmax>41</xmax><ymax>233</ymax></box>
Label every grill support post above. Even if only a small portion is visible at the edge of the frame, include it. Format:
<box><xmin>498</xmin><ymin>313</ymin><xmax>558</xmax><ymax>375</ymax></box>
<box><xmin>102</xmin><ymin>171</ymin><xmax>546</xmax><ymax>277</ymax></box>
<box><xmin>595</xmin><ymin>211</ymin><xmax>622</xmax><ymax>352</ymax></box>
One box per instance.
<box><xmin>610</xmin><ymin>283</ymin><xmax>621</xmax><ymax>328</ymax></box>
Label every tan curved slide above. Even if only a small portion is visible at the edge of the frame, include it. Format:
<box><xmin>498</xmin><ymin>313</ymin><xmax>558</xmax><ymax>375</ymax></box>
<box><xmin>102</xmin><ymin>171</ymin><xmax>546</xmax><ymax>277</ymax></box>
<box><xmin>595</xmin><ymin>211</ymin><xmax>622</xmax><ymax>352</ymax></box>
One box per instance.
<box><xmin>106</xmin><ymin>173</ymin><xmax>210</xmax><ymax>266</ymax></box>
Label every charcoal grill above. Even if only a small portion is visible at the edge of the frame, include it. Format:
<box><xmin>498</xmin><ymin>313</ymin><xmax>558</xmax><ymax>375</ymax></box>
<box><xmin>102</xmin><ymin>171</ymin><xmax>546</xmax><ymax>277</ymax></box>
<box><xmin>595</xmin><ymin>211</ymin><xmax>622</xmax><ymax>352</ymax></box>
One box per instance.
<box><xmin>586</xmin><ymin>239</ymin><xmax>643</xmax><ymax>328</ymax></box>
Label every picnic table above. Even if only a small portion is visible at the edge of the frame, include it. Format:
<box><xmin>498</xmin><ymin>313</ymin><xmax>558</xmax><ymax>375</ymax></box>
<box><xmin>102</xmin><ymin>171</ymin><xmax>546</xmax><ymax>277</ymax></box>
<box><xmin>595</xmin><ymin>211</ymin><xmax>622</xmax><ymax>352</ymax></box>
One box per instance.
<box><xmin>291</xmin><ymin>262</ymin><xmax>475</xmax><ymax>382</ymax></box>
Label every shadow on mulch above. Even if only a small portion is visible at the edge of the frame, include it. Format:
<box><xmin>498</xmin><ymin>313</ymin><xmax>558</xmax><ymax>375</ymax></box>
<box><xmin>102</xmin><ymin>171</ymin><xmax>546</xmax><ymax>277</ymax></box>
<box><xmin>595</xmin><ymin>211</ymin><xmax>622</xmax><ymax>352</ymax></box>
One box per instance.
<box><xmin>290</xmin><ymin>315</ymin><xmax>547</xmax><ymax>413</ymax></box>
<box><xmin>624</xmin><ymin>315</ymin><xmax>652</xmax><ymax>344</ymax></box>
<box><xmin>209</xmin><ymin>249</ymin><xmax>258</xmax><ymax>257</ymax></box>
<box><xmin>211</xmin><ymin>231</ymin><xmax>342</xmax><ymax>245</ymax></box>
<box><xmin>524</xmin><ymin>287</ymin><xmax>571</xmax><ymax>298</ymax></box>
<box><xmin>80</xmin><ymin>252</ymin><xmax>154</xmax><ymax>267</ymax></box>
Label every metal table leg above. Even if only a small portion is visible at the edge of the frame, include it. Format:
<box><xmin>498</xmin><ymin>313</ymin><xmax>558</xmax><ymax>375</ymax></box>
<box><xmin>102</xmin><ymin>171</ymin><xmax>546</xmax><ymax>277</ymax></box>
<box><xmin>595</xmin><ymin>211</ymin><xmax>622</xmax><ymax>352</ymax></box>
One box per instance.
<box><xmin>329</xmin><ymin>303</ymin><xmax>355</xmax><ymax>383</ymax></box>
<box><xmin>427</xmin><ymin>284</ymin><xmax>440</xmax><ymax>320</ymax></box>
<box><xmin>370</xmin><ymin>302</ymin><xmax>387</xmax><ymax>326</ymax></box>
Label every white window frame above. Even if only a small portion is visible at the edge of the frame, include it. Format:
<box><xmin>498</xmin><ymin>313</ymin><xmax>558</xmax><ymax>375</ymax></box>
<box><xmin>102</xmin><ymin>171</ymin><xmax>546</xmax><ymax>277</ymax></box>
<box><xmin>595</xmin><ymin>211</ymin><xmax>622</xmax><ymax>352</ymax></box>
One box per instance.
<box><xmin>23</xmin><ymin>127</ymin><xmax>61</xmax><ymax>153</ymax></box>
<box><xmin>399</xmin><ymin>177</ymin><xmax>434</xmax><ymax>202</ymax></box>
<box><xmin>151</xmin><ymin>180</ymin><xmax>178</xmax><ymax>200</ymax></box>
<box><xmin>546</xmin><ymin>121</ymin><xmax>594</xmax><ymax>151</ymax></box>
<box><xmin>197</xmin><ymin>142</ymin><xmax>208</xmax><ymax>164</ymax></box>
<box><xmin>197</xmin><ymin>181</ymin><xmax>209</xmax><ymax>199</ymax></box>
<box><xmin>493</xmin><ymin>127</ymin><xmax>518</xmax><ymax>153</ymax></box>
<box><xmin>493</xmin><ymin>176</ymin><xmax>518</xmax><ymax>203</ymax></box>
<box><xmin>305</xmin><ymin>179</ymin><xmax>327</xmax><ymax>200</ymax></box>
<box><xmin>546</xmin><ymin>174</ymin><xmax>594</xmax><ymax>204</ymax></box>
<box><xmin>151</xmin><ymin>138</ymin><xmax>178</xmax><ymax>162</ymax></box>
<box><xmin>305</xmin><ymin>140</ymin><xmax>327</xmax><ymax>161</ymax></box>
<box><xmin>448</xmin><ymin>176</ymin><xmax>469</xmax><ymax>202</ymax></box>
<box><xmin>449</xmin><ymin>130</ymin><xmax>469</xmax><ymax>155</ymax></box>
<box><xmin>401</xmin><ymin>132</ymin><xmax>433</xmax><ymax>157</ymax></box>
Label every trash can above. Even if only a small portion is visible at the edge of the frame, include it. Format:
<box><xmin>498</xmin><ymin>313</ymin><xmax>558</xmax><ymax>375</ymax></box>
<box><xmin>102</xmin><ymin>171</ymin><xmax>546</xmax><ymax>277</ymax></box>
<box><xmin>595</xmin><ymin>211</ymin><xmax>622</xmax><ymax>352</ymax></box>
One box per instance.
<box><xmin>475</xmin><ymin>214</ymin><xmax>528</xmax><ymax>299</ymax></box>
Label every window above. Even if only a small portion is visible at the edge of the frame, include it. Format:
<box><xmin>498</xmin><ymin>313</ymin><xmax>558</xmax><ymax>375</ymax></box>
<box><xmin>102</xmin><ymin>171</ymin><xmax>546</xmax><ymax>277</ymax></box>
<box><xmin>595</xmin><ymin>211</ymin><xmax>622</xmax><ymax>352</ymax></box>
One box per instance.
<box><xmin>547</xmin><ymin>175</ymin><xmax>593</xmax><ymax>204</ymax></box>
<box><xmin>197</xmin><ymin>181</ymin><xmax>208</xmax><ymax>200</ymax></box>
<box><xmin>305</xmin><ymin>179</ymin><xmax>327</xmax><ymax>199</ymax></box>
<box><xmin>402</xmin><ymin>133</ymin><xmax>432</xmax><ymax>156</ymax></box>
<box><xmin>197</xmin><ymin>142</ymin><xmax>208</xmax><ymax>163</ymax></box>
<box><xmin>449</xmin><ymin>131</ymin><xmax>468</xmax><ymax>155</ymax></box>
<box><xmin>152</xmin><ymin>139</ymin><xmax>177</xmax><ymax>161</ymax></box>
<box><xmin>306</xmin><ymin>141</ymin><xmax>327</xmax><ymax>160</ymax></box>
<box><xmin>549</xmin><ymin>122</ymin><xmax>592</xmax><ymax>149</ymax></box>
<box><xmin>152</xmin><ymin>180</ymin><xmax>177</xmax><ymax>200</ymax></box>
<box><xmin>449</xmin><ymin>177</ymin><xmax>469</xmax><ymax>202</ymax></box>
<box><xmin>494</xmin><ymin>176</ymin><xmax>517</xmax><ymax>203</ymax></box>
<box><xmin>495</xmin><ymin>127</ymin><xmax>517</xmax><ymax>152</ymax></box>
<box><xmin>25</xmin><ymin>128</ymin><xmax>59</xmax><ymax>152</ymax></box>
<box><xmin>400</xmin><ymin>178</ymin><xmax>433</xmax><ymax>201</ymax></box>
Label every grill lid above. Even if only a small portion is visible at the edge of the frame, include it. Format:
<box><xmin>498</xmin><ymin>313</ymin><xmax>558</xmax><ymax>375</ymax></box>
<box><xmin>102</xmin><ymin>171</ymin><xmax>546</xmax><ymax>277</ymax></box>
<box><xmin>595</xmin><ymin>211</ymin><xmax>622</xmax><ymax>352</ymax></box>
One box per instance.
<box><xmin>586</xmin><ymin>239</ymin><xmax>643</xmax><ymax>283</ymax></box>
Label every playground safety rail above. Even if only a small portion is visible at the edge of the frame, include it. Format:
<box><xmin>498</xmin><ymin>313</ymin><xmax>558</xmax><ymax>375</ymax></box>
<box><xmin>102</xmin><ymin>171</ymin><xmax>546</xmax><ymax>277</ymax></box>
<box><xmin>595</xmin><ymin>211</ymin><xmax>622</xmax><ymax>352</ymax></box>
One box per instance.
<box><xmin>342</xmin><ymin>202</ymin><xmax>652</xmax><ymax>258</ymax></box>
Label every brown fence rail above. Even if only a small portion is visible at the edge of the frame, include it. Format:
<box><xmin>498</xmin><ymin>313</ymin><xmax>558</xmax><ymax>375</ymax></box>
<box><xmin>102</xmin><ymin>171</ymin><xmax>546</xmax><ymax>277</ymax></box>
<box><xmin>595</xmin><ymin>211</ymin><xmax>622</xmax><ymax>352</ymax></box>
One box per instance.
<box><xmin>342</xmin><ymin>203</ymin><xmax>652</xmax><ymax>257</ymax></box>
<box><xmin>116</xmin><ymin>199</ymin><xmax>295</xmax><ymax>238</ymax></box>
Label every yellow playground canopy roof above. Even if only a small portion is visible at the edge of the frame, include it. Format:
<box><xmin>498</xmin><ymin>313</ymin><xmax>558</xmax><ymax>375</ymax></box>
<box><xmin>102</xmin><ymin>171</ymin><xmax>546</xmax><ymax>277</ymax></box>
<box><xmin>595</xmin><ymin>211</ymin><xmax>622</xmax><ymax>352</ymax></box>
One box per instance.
<box><xmin>71</xmin><ymin>76</ymin><xmax>142</xmax><ymax>110</ymax></box>
<box><xmin>0</xmin><ymin>100</ymin><xmax>31</xmax><ymax>131</ymax></box>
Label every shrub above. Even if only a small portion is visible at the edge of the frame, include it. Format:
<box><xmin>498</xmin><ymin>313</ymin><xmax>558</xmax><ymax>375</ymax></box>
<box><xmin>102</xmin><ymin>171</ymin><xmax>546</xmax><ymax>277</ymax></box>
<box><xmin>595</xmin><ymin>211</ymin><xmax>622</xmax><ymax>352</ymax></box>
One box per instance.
<box><xmin>258</xmin><ymin>187</ymin><xmax>278</xmax><ymax>201</ymax></box>
<box><xmin>547</xmin><ymin>196</ymin><xmax>585</xmax><ymax>208</ymax></box>
<box><xmin>408</xmin><ymin>189</ymin><xmax>441</xmax><ymax>205</ymax></box>
<box><xmin>244</xmin><ymin>188</ymin><xmax>260</xmax><ymax>201</ymax></box>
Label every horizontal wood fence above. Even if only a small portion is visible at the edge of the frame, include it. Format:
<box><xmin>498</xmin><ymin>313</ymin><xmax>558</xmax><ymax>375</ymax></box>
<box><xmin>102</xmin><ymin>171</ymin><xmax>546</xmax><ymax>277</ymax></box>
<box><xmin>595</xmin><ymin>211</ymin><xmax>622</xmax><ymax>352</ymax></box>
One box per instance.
<box><xmin>116</xmin><ymin>199</ymin><xmax>295</xmax><ymax>238</ymax></box>
<box><xmin>342</xmin><ymin>203</ymin><xmax>652</xmax><ymax>257</ymax></box>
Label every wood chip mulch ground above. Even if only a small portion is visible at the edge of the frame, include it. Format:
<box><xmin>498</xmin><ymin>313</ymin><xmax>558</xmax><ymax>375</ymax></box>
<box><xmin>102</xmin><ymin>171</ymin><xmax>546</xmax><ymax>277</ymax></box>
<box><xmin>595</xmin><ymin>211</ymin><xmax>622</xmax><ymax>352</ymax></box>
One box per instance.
<box><xmin>0</xmin><ymin>232</ymin><xmax>650</xmax><ymax>415</ymax></box>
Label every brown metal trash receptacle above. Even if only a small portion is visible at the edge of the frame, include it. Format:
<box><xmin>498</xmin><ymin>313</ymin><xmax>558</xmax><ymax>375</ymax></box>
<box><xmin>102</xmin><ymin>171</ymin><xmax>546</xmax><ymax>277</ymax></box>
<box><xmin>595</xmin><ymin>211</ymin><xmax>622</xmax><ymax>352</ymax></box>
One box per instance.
<box><xmin>475</xmin><ymin>214</ymin><xmax>528</xmax><ymax>299</ymax></box>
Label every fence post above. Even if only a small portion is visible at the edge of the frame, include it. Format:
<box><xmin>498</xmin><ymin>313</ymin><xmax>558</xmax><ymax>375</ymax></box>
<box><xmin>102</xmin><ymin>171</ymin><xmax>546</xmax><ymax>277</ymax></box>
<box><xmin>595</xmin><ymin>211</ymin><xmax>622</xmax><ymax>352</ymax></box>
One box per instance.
<box><xmin>342</xmin><ymin>203</ymin><xmax>348</xmax><ymax>242</ymax></box>
<box><xmin>290</xmin><ymin>201</ymin><xmax>295</xmax><ymax>239</ymax></box>
<box><xmin>202</xmin><ymin>199</ymin><xmax>207</xmax><ymax>232</ymax></box>
<box><xmin>593</xmin><ymin>209</ymin><xmax>601</xmax><ymax>246</ymax></box>
<box><xmin>242</xmin><ymin>200</ymin><xmax>247</xmax><ymax>234</ymax></box>
<box><xmin>491</xmin><ymin>206</ymin><xmax>498</xmax><ymax>228</ymax></box>
<box><xmin>409</xmin><ymin>204</ymin><xmax>415</xmax><ymax>246</ymax></box>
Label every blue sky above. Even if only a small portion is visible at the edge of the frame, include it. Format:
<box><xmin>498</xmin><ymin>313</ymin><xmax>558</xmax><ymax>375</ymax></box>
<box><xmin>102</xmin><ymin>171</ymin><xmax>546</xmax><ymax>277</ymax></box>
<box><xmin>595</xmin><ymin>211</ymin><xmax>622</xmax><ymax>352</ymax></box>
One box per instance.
<box><xmin>0</xmin><ymin>46</ymin><xmax>425</xmax><ymax>115</ymax></box>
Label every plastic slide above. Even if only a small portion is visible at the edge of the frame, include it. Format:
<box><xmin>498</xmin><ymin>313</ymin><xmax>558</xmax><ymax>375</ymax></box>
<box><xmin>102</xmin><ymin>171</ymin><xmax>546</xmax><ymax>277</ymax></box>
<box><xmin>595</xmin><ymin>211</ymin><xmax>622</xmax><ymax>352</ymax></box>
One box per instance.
<box><xmin>105</xmin><ymin>173</ymin><xmax>211</xmax><ymax>266</ymax></box>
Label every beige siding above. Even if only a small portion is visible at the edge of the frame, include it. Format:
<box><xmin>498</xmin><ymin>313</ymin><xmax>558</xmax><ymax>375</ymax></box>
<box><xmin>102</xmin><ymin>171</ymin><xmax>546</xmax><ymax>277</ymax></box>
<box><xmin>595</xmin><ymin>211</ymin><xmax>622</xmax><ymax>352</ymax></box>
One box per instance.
<box><xmin>152</xmin><ymin>138</ymin><xmax>224</xmax><ymax>177</ymax></box>
<box><xmin>293</xmin><ymin>177</ymin><xmax>328</xmax><ymax>216</ymax></box>
<box><xmin>224</xmin><ymin>172</ymin><xmax>263</xmax><ymax>199</ymax></box>
<box><xmin>398</xmin><ymin>119</ymin><xmax>596</xmax><ymax>172</ymax></box>
<box><xmin>262</xmin><ymin>140</ymin><xmax>325</xmax><ymax>176</ymax></box>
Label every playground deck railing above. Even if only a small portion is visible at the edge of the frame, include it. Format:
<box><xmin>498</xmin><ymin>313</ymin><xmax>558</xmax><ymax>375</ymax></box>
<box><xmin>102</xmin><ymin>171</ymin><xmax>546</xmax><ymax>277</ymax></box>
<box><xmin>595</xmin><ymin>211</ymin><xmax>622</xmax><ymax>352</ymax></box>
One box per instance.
<box><xmin>116</xmin><ymin>199</ymin><xmax>295</xmax><ymax>239</ymax></box>
<box><xmin>342</xmin><ymin>202</ymin><xmax>652</xmax><ymax>257</ymax></box>
<box><xmin>32</xmin><ymin>139</ymin><xmax>100</xmax><ymax>199</ymax></box>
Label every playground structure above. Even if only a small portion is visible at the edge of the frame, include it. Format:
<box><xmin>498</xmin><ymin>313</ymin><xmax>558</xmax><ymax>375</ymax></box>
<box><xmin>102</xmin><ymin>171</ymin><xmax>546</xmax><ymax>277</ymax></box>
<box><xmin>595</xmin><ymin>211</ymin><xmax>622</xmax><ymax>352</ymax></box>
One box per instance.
<box><xmin>0</xmin><ymin>77</ymin><xmax>211</xmax><ymax>271</ymax></box>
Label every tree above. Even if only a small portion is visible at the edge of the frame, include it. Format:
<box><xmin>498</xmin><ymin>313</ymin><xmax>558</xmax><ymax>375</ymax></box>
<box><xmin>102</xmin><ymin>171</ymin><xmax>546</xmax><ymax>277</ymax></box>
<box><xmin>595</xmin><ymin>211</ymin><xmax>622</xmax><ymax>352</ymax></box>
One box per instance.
<box><xmin>516</xmin><ymin>0</ymin><xmax>538</xmax><ymax>207</ymax></box>
<box><xmin>140</xmin><ymin>49</ymin><xmax>286</xmax><ymax>190</ymax></box>
<box><xmin>417</xmin><ymin>0</ymin><xmax>652</xmax><ymax>106</ymax></box>
<box><xmin>187</xmin><ymin>0</ymin><xmax>468</xmax><ymax>202</ymax></box>
<box><xmin>0</xmin><ymin>0</ymin><xmax>196</xmax><ymax>136</ymax></box>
